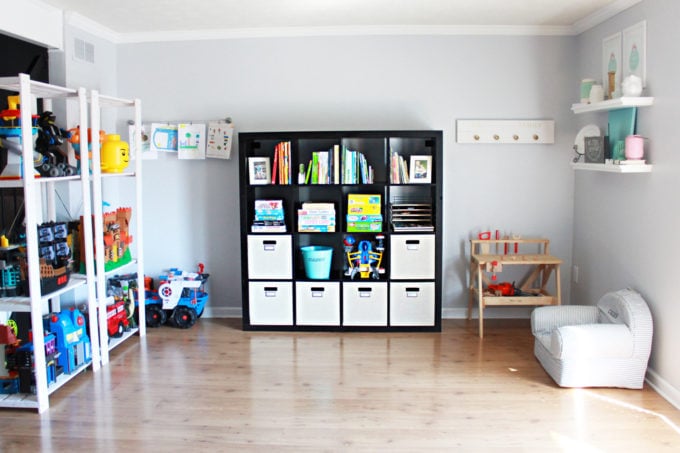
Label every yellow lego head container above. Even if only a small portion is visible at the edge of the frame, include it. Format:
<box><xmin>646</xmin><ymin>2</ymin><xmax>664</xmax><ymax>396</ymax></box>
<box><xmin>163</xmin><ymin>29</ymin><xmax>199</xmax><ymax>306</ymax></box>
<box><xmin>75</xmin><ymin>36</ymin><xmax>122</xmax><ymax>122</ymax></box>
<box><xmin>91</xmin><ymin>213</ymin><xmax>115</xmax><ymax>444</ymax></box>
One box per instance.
<box><xmin>100</xmin><ymin>134</ymin><xmax>130</xmax><ymax>173</ymax></box>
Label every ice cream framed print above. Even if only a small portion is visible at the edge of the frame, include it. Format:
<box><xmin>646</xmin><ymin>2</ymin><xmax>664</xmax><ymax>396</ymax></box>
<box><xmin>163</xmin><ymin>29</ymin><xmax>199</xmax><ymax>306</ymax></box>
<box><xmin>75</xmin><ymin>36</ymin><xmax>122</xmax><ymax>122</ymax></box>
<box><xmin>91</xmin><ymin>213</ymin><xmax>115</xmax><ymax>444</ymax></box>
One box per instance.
<box><xmin>602</xmin><ymin>32</ymin><xmax>622</xmax><ymax>100</ymax></box>
<box><xmin>623</xmin><ymin>21</ymin><xmax>646</xmax><ymax>87</ymax></box>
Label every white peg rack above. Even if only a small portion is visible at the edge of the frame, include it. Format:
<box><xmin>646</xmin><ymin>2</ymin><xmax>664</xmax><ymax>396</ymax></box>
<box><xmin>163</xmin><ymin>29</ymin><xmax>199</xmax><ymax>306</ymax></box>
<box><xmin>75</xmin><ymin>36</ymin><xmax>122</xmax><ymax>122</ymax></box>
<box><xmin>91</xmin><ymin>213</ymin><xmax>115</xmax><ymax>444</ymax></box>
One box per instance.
<box><xmin>456</xmin><ymin>120</ymin><xmax>555</xmax><ymax>144</ymax></box>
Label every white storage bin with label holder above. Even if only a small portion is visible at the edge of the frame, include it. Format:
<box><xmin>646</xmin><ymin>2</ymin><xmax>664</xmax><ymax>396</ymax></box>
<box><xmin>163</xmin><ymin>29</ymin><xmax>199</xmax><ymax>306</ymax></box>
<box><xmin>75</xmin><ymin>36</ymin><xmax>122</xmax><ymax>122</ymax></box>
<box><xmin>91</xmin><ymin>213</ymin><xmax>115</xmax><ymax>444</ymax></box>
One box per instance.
<box><xmin>296</xmin><ymin>282</ymin><xmax>340</xmax><ymax>326</ymax></box>
<box><xmin>390</xmin><ymin>282</ymin><xmax>435</xmax><ymax>326</ymax></box>
<box><xmin>247</xmin><ymin>235</ymin><xmax>292</xmax><ymax>279</ymax></box>
<box><xmin>390</xmin><ymin>235</ymin><xmax>435</xmax><ymax>279</ymax></box>
<box><xmin>342</xmin><ymin>282</ymin><xmax>388</xmax><ymax>326</ymax></box>
<box><xmin>249</xmin><ymin>282</ymin><xmax>293</xmax><ymax>325</ymax></box>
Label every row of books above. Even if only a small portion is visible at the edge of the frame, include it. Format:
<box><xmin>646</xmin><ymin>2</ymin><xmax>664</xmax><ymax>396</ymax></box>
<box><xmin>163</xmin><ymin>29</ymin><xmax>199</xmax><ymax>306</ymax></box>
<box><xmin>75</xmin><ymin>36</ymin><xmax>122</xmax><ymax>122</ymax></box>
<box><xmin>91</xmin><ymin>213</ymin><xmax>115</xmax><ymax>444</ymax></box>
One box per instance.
<box><xmin>390</xmin><ymin>152</ymin><xmax>410</xmax><ymax>184</ymax></box>
<box><xmin>271</xmin><ymin>141</ymin><xmax>292</xmax><ymax>185</ymax></box>
<box><xmin>297</xmin><ymin>145</ymin><xmax>375</xmax><ymax>185</ymax></box>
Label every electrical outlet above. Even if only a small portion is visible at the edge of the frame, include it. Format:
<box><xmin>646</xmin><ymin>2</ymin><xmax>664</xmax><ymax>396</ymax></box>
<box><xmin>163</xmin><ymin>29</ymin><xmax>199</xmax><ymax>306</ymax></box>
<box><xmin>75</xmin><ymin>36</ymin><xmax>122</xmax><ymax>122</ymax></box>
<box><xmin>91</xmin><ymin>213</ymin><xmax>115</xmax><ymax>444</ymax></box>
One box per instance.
<box><xmin>572</xmin><ymin>265</ymin><xmax>579</xmax><ymax>283</ymax></box>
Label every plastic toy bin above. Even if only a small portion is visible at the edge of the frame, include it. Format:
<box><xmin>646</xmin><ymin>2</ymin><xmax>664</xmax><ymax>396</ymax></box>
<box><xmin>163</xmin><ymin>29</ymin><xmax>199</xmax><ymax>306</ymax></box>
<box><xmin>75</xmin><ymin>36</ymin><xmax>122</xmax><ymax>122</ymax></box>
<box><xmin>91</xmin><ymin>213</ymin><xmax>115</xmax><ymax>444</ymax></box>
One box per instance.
<box><xmin>300</xmin><ymin>246</ymin><xmax>333</xmax><ymax>279</ymax></box>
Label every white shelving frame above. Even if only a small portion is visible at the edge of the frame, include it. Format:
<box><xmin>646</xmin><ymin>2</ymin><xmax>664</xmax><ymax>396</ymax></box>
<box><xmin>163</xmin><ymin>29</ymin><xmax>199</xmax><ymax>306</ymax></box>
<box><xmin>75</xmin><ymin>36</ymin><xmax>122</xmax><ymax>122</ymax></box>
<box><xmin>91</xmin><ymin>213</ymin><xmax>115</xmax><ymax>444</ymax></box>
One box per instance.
<box><xmin>571</xmin><ymin>96</ymin><xmax>655</xmax><ymax>173</ymax></box>
<box><xmin>89</xmin><ymin>90</ymin><xmax>145</xmax><ymax>366</ymax></box>
<box><xmin>0</xmin><ymin>73</ymin><xmax>100</xmax><ymax>412</ymax></box>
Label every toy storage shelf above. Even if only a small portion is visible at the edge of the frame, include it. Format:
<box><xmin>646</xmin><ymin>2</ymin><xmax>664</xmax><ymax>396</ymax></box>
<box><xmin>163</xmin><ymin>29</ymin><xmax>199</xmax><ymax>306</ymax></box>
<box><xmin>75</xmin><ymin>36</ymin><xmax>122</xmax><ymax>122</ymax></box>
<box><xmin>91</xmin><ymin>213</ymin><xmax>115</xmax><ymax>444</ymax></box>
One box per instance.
<box><xmin>89</xmin><ymin>90</ymin><xmax>145</xmax><ymax>364</ymax></box>
<box><xmin>0</xmin><ymin>74</ymin><xmax>100</xmax><ymax>413</ymax></box>
<box><xmin>239</xmin><ymin>130</ymin><xmax>443</xmax><ymax>332</ymax></box>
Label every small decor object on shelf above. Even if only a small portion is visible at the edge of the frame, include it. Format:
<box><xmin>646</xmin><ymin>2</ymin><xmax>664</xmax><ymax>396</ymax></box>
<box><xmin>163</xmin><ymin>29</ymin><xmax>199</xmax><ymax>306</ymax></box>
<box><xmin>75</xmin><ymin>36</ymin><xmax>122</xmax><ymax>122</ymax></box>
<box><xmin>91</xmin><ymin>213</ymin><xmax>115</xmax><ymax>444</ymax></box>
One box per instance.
<box><xmin>584</xmin><ymin>136</ymin><xmax>606</xmax><ymax>163</ymax></box>
<box><xmin>624</xmin><ymin>134</ymin><xmax>645</xmax><ymax>160</ymax></box>
<box><xmin>589</xmin><ymin>84</ymin><xmax>605</xmax><ymax>104</ymax></box>
<box><xmin>580</xmin><ymin>78</ymin><xmax>596</xmax><ymax>103</ymax></box>
<box><xmin>409</xmin><ymin>155</ymin><xmax>432</xmax><ymax>184</ymax></box>
<box><xmin>622</xmin><ymin>75</ymin><xmax>643</xmax><ymax>97</ymax></box>
<box><xmin>248</xmin><ymin>157</ymin><xmax>271</xmax><ymax>185</ymax></box>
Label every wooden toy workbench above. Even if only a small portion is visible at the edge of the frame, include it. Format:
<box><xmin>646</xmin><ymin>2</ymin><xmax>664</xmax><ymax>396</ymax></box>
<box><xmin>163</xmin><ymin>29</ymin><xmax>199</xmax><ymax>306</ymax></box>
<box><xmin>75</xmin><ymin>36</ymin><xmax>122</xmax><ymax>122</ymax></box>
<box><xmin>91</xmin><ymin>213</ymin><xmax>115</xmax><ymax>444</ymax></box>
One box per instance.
<box><xmin>467</xmin><ymin>238</ymin><xmax>562</xmax><ymax>338</ymax></box>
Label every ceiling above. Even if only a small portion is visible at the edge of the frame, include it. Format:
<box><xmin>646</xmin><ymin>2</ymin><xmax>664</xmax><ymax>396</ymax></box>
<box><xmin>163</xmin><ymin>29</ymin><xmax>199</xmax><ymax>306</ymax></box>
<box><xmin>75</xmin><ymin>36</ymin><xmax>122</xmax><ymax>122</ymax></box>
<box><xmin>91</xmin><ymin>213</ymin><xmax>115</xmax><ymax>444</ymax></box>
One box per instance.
<box><xmin>40</xmin><ymin>0</ymin><xmax>637</xmax><ymax>39</ymax></box>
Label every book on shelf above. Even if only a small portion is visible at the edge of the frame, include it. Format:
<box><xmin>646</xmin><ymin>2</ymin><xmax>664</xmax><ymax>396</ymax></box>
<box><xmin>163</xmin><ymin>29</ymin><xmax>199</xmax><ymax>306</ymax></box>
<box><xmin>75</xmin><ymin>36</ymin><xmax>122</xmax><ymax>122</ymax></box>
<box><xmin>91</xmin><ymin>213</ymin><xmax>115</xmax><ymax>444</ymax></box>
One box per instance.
<box><xmin>298</xmin><ymin>202</ymin><xmax>336</xmax><ymax>232</ymax></box>
<box><xmin>253</xmin><ymin>199</ymin><xmax>286</xmax><ymax>232</ymax></box>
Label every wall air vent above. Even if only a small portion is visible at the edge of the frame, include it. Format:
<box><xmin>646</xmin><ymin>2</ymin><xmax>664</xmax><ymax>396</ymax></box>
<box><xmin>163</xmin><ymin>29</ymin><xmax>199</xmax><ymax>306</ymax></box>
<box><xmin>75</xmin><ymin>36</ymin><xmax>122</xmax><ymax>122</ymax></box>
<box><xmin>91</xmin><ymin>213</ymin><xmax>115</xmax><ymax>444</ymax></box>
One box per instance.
<box><xmin>74</xmin><ymin>38</ymin><xmax>95</xmax><ymax>63</ymax></box>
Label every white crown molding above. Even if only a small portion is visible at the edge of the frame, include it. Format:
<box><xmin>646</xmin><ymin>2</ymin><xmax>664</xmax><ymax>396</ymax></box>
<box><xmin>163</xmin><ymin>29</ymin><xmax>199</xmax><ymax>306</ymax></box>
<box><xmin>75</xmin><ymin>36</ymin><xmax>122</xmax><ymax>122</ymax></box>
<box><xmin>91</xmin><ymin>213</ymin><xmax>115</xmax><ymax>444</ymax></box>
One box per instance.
<box><xmin>59</xmin><ymin>0</ymin><xmax>641</xmax><ymax>45</ymax></box>
<box><xmin>111</xmin><ymin>24</ymin><xmax>573</xmax><ymax>44</ymax></box>
<box><xmin>64</xmin><ymin>11</ymin><xmax>121</xmax><ymax>43</ymax></box>
<box><xmin>572</xmin><ymin>0</ymin><xmax>643</xmax><ymax>35</ymax></box>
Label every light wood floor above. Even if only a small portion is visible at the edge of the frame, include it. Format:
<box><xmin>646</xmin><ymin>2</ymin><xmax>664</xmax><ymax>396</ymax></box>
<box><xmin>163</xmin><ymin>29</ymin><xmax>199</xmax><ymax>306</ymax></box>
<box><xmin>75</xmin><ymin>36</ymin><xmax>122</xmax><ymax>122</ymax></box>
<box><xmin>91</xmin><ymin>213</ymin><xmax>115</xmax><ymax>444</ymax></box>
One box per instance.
<box><xmin>1</xmin><ymin>318</ymin><xmax>679</xmax><ymax>452</ymax></box>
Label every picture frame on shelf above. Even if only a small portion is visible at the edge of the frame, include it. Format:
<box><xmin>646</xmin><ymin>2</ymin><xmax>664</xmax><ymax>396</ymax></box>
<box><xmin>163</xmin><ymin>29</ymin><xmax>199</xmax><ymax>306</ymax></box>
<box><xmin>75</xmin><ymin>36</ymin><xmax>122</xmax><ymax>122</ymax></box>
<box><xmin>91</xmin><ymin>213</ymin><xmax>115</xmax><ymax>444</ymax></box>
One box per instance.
<box><xmin>409</xmin><ymin>155</ymin><xmax>432</xmax><ymax>184</ymax></box>
<box><xmin>248</xmin><ymin>157</ymin><xmax>271</xmax><ymax>185</ymax></box>
<box><xmin>584</xmin><ymin>136</ymin><xmax>606</xmax><ymax>163</ymax></box>
<box><xmin>623</xmin><ymin>20</ymin><xmax>646</xmax><ymax>87</ymax></box>
<box><xmin>602</xmin><ymin>32</ymin><xmax>622</xmax><ymax>100</ymax></box>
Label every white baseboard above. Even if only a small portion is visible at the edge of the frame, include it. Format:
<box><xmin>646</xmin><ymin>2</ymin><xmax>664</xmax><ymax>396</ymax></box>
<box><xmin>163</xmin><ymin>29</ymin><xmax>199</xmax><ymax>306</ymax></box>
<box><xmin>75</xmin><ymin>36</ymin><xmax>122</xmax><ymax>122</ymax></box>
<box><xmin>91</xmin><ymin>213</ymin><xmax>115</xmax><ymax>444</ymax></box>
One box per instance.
<box><xmin>645</xmin><ymin>368</ymin><xmax>680</xmax><ymax>411</ymax></box>
<box><xmin>202</xmin><ymin>306</ymin><xmax>242</xmax><ymax>318</ymax></box>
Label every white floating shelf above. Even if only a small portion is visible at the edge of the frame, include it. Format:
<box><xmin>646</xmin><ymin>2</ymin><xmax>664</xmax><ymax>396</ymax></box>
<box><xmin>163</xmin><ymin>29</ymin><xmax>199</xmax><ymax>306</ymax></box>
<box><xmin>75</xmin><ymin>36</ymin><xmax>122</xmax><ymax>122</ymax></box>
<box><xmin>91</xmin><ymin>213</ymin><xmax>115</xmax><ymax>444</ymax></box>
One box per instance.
<box><xmin>571</xmin><ymin>97</ymin><xmax>654</xmax><ymax>114</ymax></box>
<box><xmin>571</xmin><ymin>162</ymin><xmax>652</xmax><ymax>173</ymax></box>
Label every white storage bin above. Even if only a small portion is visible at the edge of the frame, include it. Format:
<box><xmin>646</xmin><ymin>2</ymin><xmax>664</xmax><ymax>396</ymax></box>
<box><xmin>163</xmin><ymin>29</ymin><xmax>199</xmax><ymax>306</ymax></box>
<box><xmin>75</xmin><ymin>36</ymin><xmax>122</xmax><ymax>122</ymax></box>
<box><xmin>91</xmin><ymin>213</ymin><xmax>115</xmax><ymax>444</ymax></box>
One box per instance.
<box><xmin>296</xmin><ymin>282</ymin><xmax>340</xmax><ymax>326</ymax></box>
<box><xmin>390</xmin><ymin>235</ymin><xmax>435</xmax><ymax>279</ymax></box>
<box><xmin>247</xmin><ymin>235</ymin><xmax>292</xmax><ymax>279</ymax></box>
<box><xmin>390</xmin><ymin>282</ymin><xmax>435</xmax><ymax>326</ymax></box>
<box><xmin>248</xmin><ymin>282</ymin><xmax>293</xmax><ymax>325</ymax></box>
<box><xmin>342</xmin><ymin>282</ymin><xmax>387</xmax><ymax>326</ymax></box>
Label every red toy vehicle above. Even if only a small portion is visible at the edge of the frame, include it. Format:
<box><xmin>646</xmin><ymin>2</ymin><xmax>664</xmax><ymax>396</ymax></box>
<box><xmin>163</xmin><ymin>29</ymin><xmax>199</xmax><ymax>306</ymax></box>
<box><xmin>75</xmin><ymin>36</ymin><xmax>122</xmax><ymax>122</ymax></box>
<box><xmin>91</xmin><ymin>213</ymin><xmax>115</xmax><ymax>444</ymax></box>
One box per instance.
<box><xmin>106</xmin><ymin>300</ymin><xmax>129</xmax><ymax>338</ymax></box>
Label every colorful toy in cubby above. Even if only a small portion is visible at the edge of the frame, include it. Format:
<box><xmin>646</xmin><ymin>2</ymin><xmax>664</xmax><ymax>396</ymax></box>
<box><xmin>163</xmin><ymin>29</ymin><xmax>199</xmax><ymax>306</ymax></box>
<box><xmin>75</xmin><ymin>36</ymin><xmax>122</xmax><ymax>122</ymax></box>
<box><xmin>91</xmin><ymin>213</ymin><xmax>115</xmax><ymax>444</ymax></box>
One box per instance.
<box><xmin>344</xmin><ymin>234</ymin><xmax>385</xmax><ymax>280</ymax></box>
<box><xmin>8</xmin><ymin>330</ymin><xmax>58</xmax><ymax>394</ymax></box>
<box><xmin>81</xmin><ymin>207</ymin><xmax>134</xmax><ymax>273</ymax></box>
<box><xmin>0</xmin><ymin>324</ymin><xmax>20</xmax><ymax>394</ymax></box>
<box><xmin>68</xmin><ymin>126</ymin><xmax>105</xmax><ymax>173</ymax></box>
<box><xmin>46</xmin><ymin>307</ymin><xmax>91</xmax><ymax>375</ymax></box>
<box><xmin>142</xmin><ymin>264</ymin><xmax>209</xmax><ymax>329</ymax></box>
<box><xmin>107</xmin><ymin>273</ymin><xmax>139</xmax><ymax>329</ymax></box>
<box><xmin>19</xmin><ymin>222</ymin><xmax>71</xmax><ymax>296</ymax></box>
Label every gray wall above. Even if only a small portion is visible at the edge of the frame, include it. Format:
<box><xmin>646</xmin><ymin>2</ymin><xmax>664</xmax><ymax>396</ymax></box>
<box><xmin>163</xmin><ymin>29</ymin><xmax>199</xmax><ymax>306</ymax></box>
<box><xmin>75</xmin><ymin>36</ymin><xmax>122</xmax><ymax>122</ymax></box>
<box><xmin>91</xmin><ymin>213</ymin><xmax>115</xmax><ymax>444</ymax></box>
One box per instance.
<box><xmin>573</xmin><ymin>0</ymin><xmax>680</xmax><ymax>404</ymax></box>
<box><xmin>115</xmin><ymin>35</ymin><xmax>576</xmax><ymax>318</ymax></box>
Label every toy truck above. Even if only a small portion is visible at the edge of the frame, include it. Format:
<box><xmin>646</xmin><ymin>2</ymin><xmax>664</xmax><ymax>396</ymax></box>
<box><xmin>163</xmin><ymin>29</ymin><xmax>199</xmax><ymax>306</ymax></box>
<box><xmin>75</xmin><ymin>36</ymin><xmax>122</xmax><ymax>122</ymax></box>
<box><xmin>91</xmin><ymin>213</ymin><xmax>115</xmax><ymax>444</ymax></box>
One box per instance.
<box><xmin>144</xmin><ymin>265</ymin><xmax>209</xmax><ymax>329</ymax></box>
<box><xmin>106</xmin><ymin>299</ymin><xmax>130</xmax><ymax>338</ymax></box>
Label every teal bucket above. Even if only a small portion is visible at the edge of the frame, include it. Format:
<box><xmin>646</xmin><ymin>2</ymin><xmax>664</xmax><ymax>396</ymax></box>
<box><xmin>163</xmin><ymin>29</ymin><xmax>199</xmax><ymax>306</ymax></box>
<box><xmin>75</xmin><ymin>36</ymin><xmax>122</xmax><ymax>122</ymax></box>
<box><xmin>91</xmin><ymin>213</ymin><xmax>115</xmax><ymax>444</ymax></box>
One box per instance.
<box><xmin>301</xmin><ymin>246</ymin><xmax>333</xmax><ymax>279</ymax></box>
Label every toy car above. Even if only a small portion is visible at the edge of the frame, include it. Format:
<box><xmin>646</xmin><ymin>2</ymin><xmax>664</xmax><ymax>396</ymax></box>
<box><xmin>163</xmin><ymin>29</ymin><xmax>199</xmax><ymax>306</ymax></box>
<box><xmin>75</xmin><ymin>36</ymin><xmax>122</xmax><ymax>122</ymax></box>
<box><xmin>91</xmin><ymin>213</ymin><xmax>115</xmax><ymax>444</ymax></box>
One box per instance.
<box><xmin>106</xmin><ymin>299</ymin><xmax>130</xmax><ymax>338</ymax></box>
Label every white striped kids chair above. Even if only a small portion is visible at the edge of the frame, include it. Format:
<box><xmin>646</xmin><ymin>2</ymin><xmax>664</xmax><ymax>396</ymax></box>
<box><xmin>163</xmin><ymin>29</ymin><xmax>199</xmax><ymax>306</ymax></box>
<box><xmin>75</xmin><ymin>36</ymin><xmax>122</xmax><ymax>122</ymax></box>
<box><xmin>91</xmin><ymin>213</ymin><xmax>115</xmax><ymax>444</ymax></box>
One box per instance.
<box><xmin>531</xmin><ymin>288</ymin><xmax>653</xmax><ymax>389</ymax></box>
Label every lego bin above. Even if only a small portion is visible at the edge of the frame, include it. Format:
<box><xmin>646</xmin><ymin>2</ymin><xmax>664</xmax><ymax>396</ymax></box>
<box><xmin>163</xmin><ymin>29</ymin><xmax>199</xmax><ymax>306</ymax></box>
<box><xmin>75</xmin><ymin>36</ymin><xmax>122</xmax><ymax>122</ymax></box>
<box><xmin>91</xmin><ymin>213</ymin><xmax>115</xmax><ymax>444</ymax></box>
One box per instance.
<box><xmin>301</xmin><ymin>246</ymin><xmax>333</xmax><ymax>279</ymax></box>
